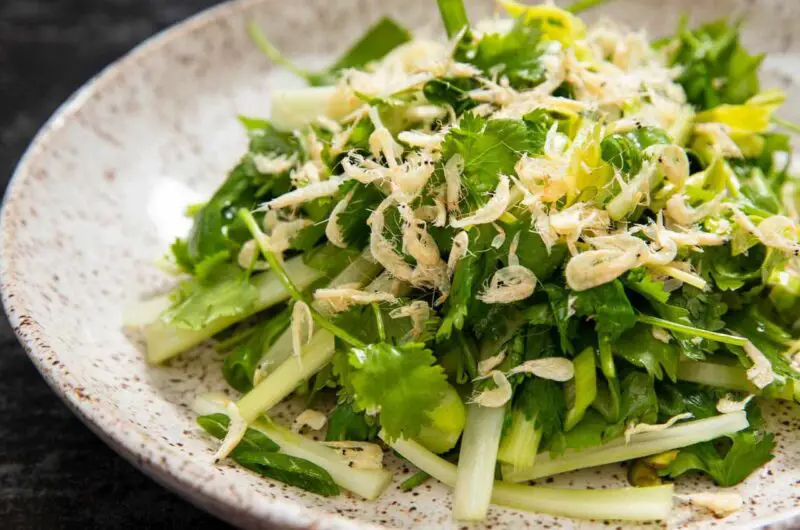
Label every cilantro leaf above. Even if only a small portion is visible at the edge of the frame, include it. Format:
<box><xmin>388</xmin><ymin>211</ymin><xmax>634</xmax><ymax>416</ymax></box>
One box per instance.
<box><xmin>514</xmin><ymin>377</ymin><xmax>566</xmax><ymax>447</ymax></box>
<box><xmin>499</xmin><ymin>222</ymin><xmax>568</xmax><ymax>280</ymax></box>
<box><xmin>613</xmin><ymin>324</ymin><xmax>680</xmax><ymax>381</ymax></box>
<box><xmin>325</xmin><ymin>401</ymin><xmax>378</xmax><ymax>442</ymax></box>
<box><xmin>623</xmin><ymin>267</ymin><xmax>670</xmax><ymax>304</ymax></box>
<box><xmin>347</xmin><ymin>342</ymin><xmax>449</xmax><ymax>440</ymax></box>
<box><xmin>464</xmin><ymin>20</ymin><xmax>545</xmax><ymax>89</ymax></box>
<box><xmin>336</xmin><ymin>181</ymin><xmax>385</xmax><ymax>248</ymax></box>
<box><xmin>660</xmin><ymin>430</ymin><xmax>775</xmax><ymax>487</ymax></box>
<box><xmin>665</xmin><ymin>18</ymin><xmax>764</xmax><ymax>110</ymax></box>
<box><xmin>441</xmin><ymin>113</ymin><xmax>544</xmax><ymax>211</ymax></box>
<box><xmin>160</xmin><ymin>267</ymin><xmax>259</xmax><ymax>330</ymax></box>
<box><xmin>573</xmin><ymin>279</ymin><xmax>637</xmax><ymax>340</ymax></box>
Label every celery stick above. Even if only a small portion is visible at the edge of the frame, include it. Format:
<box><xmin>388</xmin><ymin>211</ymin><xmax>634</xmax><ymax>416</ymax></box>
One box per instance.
<box><xmin>452</xmin><ymin>404</ymin><xmax>505</xmax><ymax>521</ymax></box>
<box><xmin>145</xmin><ymin>254</ymin><xmax>324</xmax><ymax>364</ymax></box>
<box><xmin>237</xmin><ymin>330</ymin><xmax>335</xmax><ymax>423</ymax></box>
<box><xmin>502</xmin><ymin>411</ymin><xmax>748</xmax><ymax>482</ymax></box>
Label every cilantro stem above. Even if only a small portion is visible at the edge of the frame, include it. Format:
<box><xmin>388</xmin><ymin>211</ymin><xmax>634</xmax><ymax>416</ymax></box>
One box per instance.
<box><xmin>247</xmin><ymin>22</ymin><xmax>316</xmax><ymax>82</ymax></box>
<box><xmin>400</xmin><ymin>470</ymin><xmax>431</xmax><ymax>491</ymax></box>
<box><xmin>772</xmin><ymin>116</ymin><xmax>800</xmax><ymax>135</ymax></box>
<box><xmin>436</xmin><ymin>0</ymin><xmax>469</xmax><ymax>39</ymax></box>
<box><xmin>238</xmin><ymin>209</ymin><xmax>366</xmax><ymax>349</ymax></box>
<box><xmin>371</xmin><ymin>303</ymin><xmax>386</xmax><ymax>342</ymax></box>
<box><xmin>635</xmin><ymin>314</ymin><xmax>748</xmax><ymax>346</ymax></box>
<box><xmin>565</xmin><ymin>0</ymin><xmax>612</xmax><ymax>14</ymax></box>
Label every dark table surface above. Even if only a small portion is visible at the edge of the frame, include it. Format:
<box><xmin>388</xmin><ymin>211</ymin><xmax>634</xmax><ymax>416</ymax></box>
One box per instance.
<box><xmin>0</xmin><ymin>1</ymin><xmax>236</xmax><ymax>528</ymax></box>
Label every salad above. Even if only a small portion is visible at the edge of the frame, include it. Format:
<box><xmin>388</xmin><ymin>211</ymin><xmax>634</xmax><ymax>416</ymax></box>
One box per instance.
<box><xmin>127</xmin><ymin>0</ymin><xmax>800</xmax><ymax>523</ymax></box>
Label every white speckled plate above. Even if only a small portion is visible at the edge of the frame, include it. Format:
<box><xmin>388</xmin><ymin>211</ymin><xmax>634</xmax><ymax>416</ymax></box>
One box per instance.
<box><xmin>2</xmin><ymin>0</ymin><xmax>800</xmax><ymax>528</ymax></box>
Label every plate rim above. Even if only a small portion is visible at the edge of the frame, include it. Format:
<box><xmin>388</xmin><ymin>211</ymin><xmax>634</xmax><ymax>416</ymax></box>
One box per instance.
<box><xmin>1</xmin><ymin>0</ymin><xmax>800</xmax><ymax>528</ymax></box>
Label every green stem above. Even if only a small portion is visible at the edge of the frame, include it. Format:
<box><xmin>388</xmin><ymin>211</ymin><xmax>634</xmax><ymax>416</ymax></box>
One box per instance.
<box><xmin>566</xmin><ymin>0</ymin><xmax>611</xmax><ymax>13</ymax></box>
<box><xmin>372</xmin><ymin>303</ymin><xmax>386</xmax><ymax>342</ymax></box>
<box><xmin>636</xmin><ymin>314</ymin><xmax>748</xmax><ymax>346</ymax></box>
<box><xmin>436</xmin><ymin>0</ymin><xmax>469</xmax><ymax>39</ymax></box>
<box><xmin>239</xmin><ymin>209</ymin><xmax>365</xmax><ymax>349</ymax></box>
<box><xmin>772</xmin><ymin>116</ymin><xmax>800</xmax><ymax>135</ymax></box>
<box><xmin>247</xmin><ymin>22</ymin><xmax>314</xmax><ymax>81</ymax></box>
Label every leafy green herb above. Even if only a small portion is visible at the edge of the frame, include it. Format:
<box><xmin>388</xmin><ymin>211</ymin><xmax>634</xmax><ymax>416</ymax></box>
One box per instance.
<box><xmin>222</xmin><ymin>307</ymin><xmax>292</xmax><ymax>392</ymax></box>
<box><xmin>347</xmin><ymin>342</ymin><xmax>449</xmax><ymax>441</ymax></box>
<box><xmin>613</xmin><ymin>324</ymin><xmax>680</xmax><ymax>381</ymax></box>
<box><xmin>573</xmin><ymin>279</ymin><xmax>637</xmax><ymax>340</ymax></box>
<box><xmin>665</xmin><ymin>18</ymin><xmax>764</xmax><ymax>110</ymax></box>
<box><xmin>326</xmin><ymin>401</ymin><xmax>378</xmax><ymax>442</ymax></box>
<box><xmin>465</xmin><ymin>20</ymin><xmax>546</xmax><ymax>89</ymax></box>
<box><xmin>236</xmin><ymin>451</ymin><xmax>340</xmax><ymax>496</ymax></box>
<box><xmin>660</xmin><ymin>430</ymin><xmax>775</xmax><ymax>486</ymax></box>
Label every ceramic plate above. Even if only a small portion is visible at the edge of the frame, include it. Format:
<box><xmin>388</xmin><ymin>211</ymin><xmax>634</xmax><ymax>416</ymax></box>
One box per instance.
<box><xmin>2</xmin><ymin>0</ymin><xmax>799</xmax><ymax>528</ymax></box>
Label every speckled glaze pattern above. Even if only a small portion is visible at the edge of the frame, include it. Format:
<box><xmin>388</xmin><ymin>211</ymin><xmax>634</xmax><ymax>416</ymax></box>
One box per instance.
<box><xmin>1</xmin><ymin>0</ymin><xmax>799</xmax><ymax>528</ymax></box>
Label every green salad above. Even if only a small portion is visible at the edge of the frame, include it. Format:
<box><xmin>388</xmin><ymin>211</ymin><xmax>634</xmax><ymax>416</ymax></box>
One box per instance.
<box><xmin>128</xmin><ymin>0</ymin><xmax>800</xmax><ymax>522</ymax></box>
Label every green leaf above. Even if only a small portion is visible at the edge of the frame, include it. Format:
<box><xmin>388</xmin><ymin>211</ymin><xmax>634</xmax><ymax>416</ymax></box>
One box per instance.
<box><xmin>197</xmin><ymin>413</ymin><xmax>339</xmax><ymax>496</ymax></box>
<box><xmin>239</xmin><ymin>117</ymin><xmax>301</xmax><ymax>156</ymax></box>
<box><xmin>613</xmin><ymin>324</ymin><xmax>680</xmax><ymax>381</ymax></box>
<box><xmin>660</xmin><ymin>430</ymin><xmax>775</xmax><ymax>487</ymax></box>
<box><xmin>196</xmin><ymin>413</ymin><xmax>279</xmax><ymax>453</ymax></box>
<box><xmin>514</xmin><ymin>377</ymin><xmax>566</xmax><ymax>447</ymax></box>
<box><xmin>466</xmin><ymin>20</ymin><xmax>546</xmax><ymax>89</ymax></box>
<box><xmin>335</xmin><ymin>181</ymin><xmax>385</xmax><ymax>248</ymax></box>
<box><xmin>696</xmin><ymin>244</ymin><xmax>766</xmax><ymax>291</ymax></box>
<box><xmin>542</xmin><ymin>283</ymin><xmax>576</xmax><ymax>354</ymax></box>
<box><xmin>549</xmin><ymin>409</ymin><xmax>608</xmax><ymax>454</ymax></box>
<box><xmin>186</xmin><ymin>161</ymin><xmax>264</xmax><ymax>265</ymax></box>
<box><xmin>423</xmin><ymin>78</ymin><xmax>479</xmax><ymax>115</ymax></box>
<box><xmin>623</xmin><ymin>267</ymin><xmax>670</xmax><ymax>304</ymax></box>
<box><xmin>657</xmin><ymin>383</ymin><xmax>729</xmax><ymax>420</ymax></box>
<box><xmin>328</xmin><ymin>17</ymin><xmax>412</xmax><ymax>74</ymax></box>
<box><xmin>572</xmin><ymin>279</ymin><xmax>637</xmax><ymax>340</ymax></box>
<box><xmin>302</xmin><ymin>243</ymin><xmax>361</xmax><ymax>277</ymax></box>
<box><xmin>326</xmin><ymin>402</ymin><xmax>378</xmax><ymax>442</ymax></box>
<box><xmin>170</xmin><ymin>238</ymin><xmax>194</xmax><ymax>273</ymax></box>
<box><xmin>347</xmin><ymin>342</ymin><xmax>450</xmax><ymax>441</ymax></box>
<box><xmin>222</xmin><ymin>307</ymin><xmax>292</xmax><ymax>392</ymax></box>
<box><xmin>500</xmin><ymin>222</ymin><xmax>568</xmax><ymax>281</ymax></box>
<box><xmin>666</xmin><ymin>18</ymin><xmax>764</xmax><ymax>110</ymax></box>
<box><xmin>235</xmin><ymin>450</ymin><xmax>340</xmax><ymax>496</ymax></box>
<box><xmin>437</xmin><ymin>246</ymin><xmax>484</xmax><ymax>341</ymax></box>
<box><xmin>441</xmin><ymin>114</ymin><xmax>543</xmax><ymax>212</ymax></box>
<box><xmin>160</xmin><ymin>270</ymin><xmax>260</xmax><ymax>330</ymax></box>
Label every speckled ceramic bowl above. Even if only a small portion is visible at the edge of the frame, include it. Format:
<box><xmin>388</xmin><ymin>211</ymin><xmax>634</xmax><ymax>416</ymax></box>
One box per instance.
<box><xmin>2</xmin><ymin>0</ymin><xmax>800</xmax><ymax>528</ymax></box>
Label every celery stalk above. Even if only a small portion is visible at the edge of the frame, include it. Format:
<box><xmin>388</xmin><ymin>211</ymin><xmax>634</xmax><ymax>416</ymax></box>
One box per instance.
<box><xmin>452</xmin><ymin>404</ymin><xmax>505</xmax><ymax>521</ymax></box>
<box><xmin>145</xmin><ymin>254</ymin><xmax>324</xmax><ymax>364</ymax></box>
<box><xmin>237</xmin><ymin>330</ymin><xmax>335</xmax><ymax>423</ymax></box>
<box><xmin>502</xmin><ymin>411</ymin><xmax>748</xmax><ymax>482</ymax></box>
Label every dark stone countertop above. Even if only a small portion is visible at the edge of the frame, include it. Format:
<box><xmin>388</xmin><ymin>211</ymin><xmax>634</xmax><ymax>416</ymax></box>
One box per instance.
<box><xmin>0</xmin><ymin>1</ymin><xmax>236</xmax><ymax>528</ymax></box>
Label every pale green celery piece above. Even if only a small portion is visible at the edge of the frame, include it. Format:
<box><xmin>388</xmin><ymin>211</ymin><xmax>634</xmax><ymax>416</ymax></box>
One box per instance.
<box><xmin>145</xmin><ymin>254</ymin><xmax>324</xmax><ymax>364</ymax></box>
<box><xmin>677</xmin><ymin>360</ymin><xmax>797</xmax><ymax>401</ymax></box>
<box><xmin>237</xmin><ymin>329</ymin><xmax>335</xmax><ymax>423</ymax></box>
<box><xmin>194</xmin><ymin>393</ymin><xmax>392</xmax><ymax>500</ymax></box>
<box><xmin>564</xmin><ymin>347</ymin><xmax>597</xmax><ymax>431</ymax></box>
<box><xmin>269</xmin><ymin>87</ymin><xmax>360</xmax><ymax>132</ymax></box>
<box><xmin>497</xmin><ymin>408</ymin><xmax>542</xmax><ymax>470</ymax></box>
<box><xmin>452</xmin><ymin>404</ymin><xmax>506</xmax><ymax>521</ymax></box>
<box><xmin>123</xmin><ymin>294</ymin><xmax>172</xmax><ymax>328</ymax></box>
<box><xmin>415</xmin><ymin>385</ymin><xmax>467</xmax><ymax>454</ymax></box>
<box><xmin>384</xmin><ymin>435</ymin><xmax>674</xmax><ymax>522</ymax></box>
<box><xmin>255</xmin><ymin>251</ymin><xmax>382</xmax><ymax>377</ymax></box>
<box><xmin>502</xmin><ymin>411</ymin><xmax>748</xmax><ymax>482</ymax></box>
